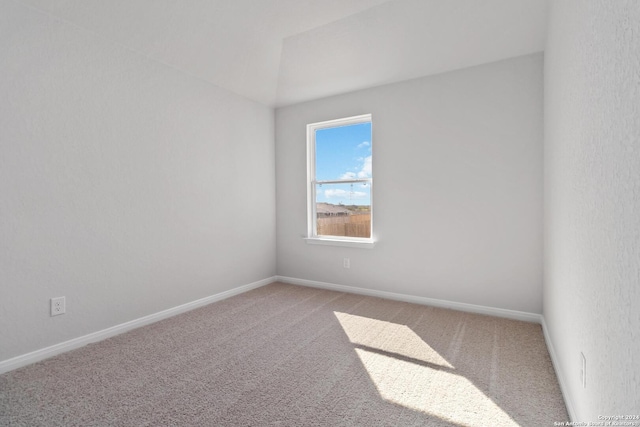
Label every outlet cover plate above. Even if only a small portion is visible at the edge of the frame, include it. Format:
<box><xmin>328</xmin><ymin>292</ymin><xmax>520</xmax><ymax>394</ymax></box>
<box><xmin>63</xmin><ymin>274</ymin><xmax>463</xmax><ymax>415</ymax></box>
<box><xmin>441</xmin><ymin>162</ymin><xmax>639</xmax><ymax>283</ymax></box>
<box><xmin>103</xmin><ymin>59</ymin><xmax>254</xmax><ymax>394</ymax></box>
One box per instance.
<box><xmin>51</xmin><ymin>297</ymin><xmax>66</xmax><ymax>316</ymax></box>
<box><xmin>580</xmin><ymin>352</ymin><xmax>586</xmax><ymax>388</ymax></box>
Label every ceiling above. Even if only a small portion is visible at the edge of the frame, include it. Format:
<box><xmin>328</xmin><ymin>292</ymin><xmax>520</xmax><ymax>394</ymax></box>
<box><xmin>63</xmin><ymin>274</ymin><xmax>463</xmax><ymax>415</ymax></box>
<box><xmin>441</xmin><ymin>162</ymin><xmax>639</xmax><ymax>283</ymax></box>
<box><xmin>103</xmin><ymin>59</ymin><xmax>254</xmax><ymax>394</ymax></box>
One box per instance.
<box><xmin>17</xmin><ymin>0</ymin><xmax>548</xmax><ymax>107</ymax></box>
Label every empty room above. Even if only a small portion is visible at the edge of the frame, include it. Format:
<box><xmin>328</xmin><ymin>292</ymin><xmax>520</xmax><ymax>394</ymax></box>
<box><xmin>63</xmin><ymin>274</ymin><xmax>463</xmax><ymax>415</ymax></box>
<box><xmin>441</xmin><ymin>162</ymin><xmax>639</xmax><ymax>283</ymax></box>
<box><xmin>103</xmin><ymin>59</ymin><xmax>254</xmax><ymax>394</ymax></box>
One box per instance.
<box><xmin>1</xmin><ymin>0</ymin><xmax>638</xmax><ymax>425</ymax></box>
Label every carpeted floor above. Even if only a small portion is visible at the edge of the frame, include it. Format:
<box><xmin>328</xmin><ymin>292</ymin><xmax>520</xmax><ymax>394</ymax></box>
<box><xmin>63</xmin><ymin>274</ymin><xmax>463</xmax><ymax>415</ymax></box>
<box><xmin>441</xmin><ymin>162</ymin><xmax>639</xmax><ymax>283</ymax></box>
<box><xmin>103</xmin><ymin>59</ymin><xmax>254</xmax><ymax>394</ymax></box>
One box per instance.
<box><xmin>0</xmin><ymin>282</ymin><xmax>568</xmax><ymax>426</ymax></box>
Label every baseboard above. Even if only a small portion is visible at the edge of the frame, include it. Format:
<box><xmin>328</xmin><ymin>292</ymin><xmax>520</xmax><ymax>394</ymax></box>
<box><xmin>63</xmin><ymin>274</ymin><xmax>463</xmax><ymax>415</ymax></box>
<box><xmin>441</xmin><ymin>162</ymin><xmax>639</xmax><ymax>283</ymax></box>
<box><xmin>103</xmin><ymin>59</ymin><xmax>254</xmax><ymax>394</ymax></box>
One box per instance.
<box><xmin>541</xmin><ymin>317</ymin><xmax>576</xmax><ymax>422</ymax></box>
<box><xmin>0</xmin><ymin>276</ymin><xmax>276</xmax><ymax>375</ymax></box>
<box><xmin>276</xmin><ymin>276</ymin><xmax>542</xmax><ymax>324</ymax></box>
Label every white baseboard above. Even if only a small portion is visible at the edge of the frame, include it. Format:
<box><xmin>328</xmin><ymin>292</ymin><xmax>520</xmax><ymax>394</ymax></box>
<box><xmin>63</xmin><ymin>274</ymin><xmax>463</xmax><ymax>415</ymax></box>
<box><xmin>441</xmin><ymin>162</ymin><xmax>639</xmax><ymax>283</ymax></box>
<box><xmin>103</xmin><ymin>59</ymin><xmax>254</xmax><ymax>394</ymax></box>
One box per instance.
<box><xmin>0</xmin><ymin>276</ymin><xmax>276</xmax><ymax>375</ymax></box>
<box><xmin>541</xmin><ymin>317</ymin><xmax>576</xmax><ymax>422</ymax></box>
<box><xmin>276</xmin><ymin>276</ymin><xmax>542</xmax><ymax>324</ymax></box>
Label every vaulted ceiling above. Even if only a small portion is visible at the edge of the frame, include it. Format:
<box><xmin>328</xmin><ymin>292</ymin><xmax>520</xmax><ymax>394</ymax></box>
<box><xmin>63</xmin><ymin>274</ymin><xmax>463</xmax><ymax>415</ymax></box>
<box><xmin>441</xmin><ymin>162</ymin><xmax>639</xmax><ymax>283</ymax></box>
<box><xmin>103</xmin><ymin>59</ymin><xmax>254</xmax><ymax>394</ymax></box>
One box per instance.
<box><xmin>18</xmin><ymin>0</ymin><xmax>548</xmax><ymax>107</ymax></box>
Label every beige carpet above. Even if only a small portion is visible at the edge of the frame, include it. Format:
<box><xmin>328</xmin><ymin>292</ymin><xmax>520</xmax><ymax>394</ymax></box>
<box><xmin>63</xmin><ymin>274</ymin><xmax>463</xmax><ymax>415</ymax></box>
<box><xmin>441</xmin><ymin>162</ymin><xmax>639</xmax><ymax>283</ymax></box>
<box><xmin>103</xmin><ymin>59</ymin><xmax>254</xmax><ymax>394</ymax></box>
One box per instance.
<box><xmin>0</xmin><ymin>282</ymin><xmax>568</xmax><ymax>426</ymax></box>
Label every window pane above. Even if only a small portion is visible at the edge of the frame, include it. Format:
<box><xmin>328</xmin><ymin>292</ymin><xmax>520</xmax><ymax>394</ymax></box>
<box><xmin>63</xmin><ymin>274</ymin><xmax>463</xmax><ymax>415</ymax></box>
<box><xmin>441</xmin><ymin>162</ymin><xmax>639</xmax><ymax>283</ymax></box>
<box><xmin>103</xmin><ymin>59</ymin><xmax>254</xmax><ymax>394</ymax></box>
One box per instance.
<box><xmin>315</xmin><ymin>122</ymin><xmax>372</xmax><ymax>181</ymax></box>
<box><xmin>316</xmin><ymin>182</ymin><xmax>371</xmax><ymax>238</ymax></box>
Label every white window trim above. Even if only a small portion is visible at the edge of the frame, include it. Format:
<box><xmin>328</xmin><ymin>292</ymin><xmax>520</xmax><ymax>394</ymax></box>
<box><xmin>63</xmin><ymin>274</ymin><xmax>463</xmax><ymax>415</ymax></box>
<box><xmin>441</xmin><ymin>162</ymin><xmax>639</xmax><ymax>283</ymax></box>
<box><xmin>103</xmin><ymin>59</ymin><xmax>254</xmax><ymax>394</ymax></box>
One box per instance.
<box><xmin>304</xmin><ymin>236</ymin><xmax>376</xmax><ymax>249</ymax></box>
<box><xmin>306</xmin><ymin>114</ymin><xmax>375</xmax><ymax>249</ymax></box>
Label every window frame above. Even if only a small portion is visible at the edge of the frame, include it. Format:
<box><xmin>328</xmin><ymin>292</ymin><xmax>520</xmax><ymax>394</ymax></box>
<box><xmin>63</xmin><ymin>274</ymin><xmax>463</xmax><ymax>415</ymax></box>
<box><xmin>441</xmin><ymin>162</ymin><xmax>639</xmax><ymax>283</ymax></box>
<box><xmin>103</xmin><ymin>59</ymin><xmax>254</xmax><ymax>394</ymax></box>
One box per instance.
<box><xmin>305</xmin><ymin>114</ymin><xmax>375</xmax><ymax>249</ymax></box>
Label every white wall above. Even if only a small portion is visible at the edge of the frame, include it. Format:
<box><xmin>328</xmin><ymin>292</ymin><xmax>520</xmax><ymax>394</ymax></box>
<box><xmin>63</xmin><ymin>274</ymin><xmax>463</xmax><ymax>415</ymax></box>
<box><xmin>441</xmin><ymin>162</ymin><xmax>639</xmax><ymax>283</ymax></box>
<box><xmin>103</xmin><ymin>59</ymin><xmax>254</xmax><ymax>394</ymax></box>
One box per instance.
<box><xmin>276</xmin><ymin>53</ymin><xmax>544</xmax><ymax>313</ymax></box>
<box><xmin>0</xmin><ymin>1</ymin><xmax>275</xmax><ymax>362</ymax></box>
<box><xmin>544</xmin><ymin>0</ymin><xmax>640</xmax><ymax>420</ymax></box>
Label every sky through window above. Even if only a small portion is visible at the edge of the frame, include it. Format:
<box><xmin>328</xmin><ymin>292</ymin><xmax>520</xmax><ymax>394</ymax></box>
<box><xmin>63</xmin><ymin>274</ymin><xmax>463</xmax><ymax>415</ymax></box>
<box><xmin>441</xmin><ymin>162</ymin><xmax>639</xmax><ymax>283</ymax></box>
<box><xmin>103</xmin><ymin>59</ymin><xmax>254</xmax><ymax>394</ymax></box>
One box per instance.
<box><xmin>315</xmin><ymin>122</ymin><xmax>372</xmax><ymax>205</ymax></box>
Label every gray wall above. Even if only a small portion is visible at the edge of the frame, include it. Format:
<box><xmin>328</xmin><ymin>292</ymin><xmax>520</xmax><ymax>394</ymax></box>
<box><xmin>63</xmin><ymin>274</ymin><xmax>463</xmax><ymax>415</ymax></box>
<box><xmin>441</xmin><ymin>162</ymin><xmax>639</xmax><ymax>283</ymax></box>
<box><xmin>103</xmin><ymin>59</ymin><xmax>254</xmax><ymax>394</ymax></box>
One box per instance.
<box><xmin>0</xmin><ymin>1</ymin><xmax>276</xmax><ymax>361</ymax></box>
<box><xmin>276</xmin><ymin>53</ymin><xmax>544</xmax><ymax>313</ymax></box>
<box><xmin>544</xmin><ymin>0</ymin><xmax>640</xmax><ymax>419</ymax></box>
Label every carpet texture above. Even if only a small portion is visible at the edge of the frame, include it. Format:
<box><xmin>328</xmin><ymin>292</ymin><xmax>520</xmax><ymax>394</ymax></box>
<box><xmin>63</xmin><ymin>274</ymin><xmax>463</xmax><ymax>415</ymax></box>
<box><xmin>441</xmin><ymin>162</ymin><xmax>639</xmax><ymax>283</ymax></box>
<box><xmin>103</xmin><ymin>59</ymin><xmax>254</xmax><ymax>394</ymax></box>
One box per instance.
<box><xmin>0</xmin><ymin>283</ymin><xmax>568</xmax><ymax>426</ymax></box>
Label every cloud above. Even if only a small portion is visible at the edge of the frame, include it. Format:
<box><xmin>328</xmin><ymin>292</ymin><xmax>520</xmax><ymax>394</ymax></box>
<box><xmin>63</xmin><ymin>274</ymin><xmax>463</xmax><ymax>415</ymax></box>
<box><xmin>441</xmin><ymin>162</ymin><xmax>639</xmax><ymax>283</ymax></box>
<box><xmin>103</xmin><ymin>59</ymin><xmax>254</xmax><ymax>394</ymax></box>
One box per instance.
<box><xmin>325</xmin><ymin>189</ymin><xmax>367</xmax><ymax>199</ymax></box>
<box><xmin>357</xmin><ymin>155</ymin><xmax>372</xmax><ymax>178</ymax></box>
<box><xmin>337</xmin><ymin>156</ymin><xmax>372</xmax><ymax>180</ymax></box>
<box><xmin>340</xmin><ymin>171</ymin><xmax>357</xmax><ymax>179</ymax></box>
<box><xmin>357</xmin><ymin>141</ymin><xmax>370</xmax><ymax>149</ymax></box>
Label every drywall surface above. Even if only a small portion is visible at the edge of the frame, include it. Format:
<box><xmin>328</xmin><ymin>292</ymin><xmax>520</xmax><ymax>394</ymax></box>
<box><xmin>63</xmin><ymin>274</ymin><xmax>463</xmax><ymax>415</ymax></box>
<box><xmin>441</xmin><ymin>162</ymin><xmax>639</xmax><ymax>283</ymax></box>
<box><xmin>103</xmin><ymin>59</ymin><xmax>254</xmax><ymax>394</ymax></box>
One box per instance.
<box><xmin>544</xmin><ymin>0</ymin><xmax>640</xmax><ymax>420</ymax></box>
<box><xmin>0</xmin><ymin>1</ymin><xmax>275</xmax><ymax>362</ymax></box>
<box><xmin>276</xmin><ymin>54</ymin><xmax>544</xmax><ymax>313</ymax></box>
<box><xmin>276</xmin><ymin>0</ymin><xmax>548</xmax><ymax>106</ymax></box>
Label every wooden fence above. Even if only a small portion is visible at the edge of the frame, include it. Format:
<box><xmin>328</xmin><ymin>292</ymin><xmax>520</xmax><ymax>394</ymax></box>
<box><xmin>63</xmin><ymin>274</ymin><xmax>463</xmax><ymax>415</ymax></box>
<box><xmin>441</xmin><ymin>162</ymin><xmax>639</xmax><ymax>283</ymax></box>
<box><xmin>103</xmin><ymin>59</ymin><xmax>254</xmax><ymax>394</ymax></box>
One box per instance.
<box><xmin>317</xmin><ymin>213</ymin><xmax>371</xmax><ymax>238</ymax></box>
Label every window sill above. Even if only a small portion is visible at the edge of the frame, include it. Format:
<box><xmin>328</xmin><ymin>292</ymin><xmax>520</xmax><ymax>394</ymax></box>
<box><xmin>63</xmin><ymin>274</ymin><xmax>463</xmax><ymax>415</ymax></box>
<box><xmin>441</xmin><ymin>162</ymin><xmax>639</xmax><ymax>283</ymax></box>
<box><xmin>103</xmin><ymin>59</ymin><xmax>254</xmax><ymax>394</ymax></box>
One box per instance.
<box><xmin>304</xmin><ymin>237</ymin><xmax>376</xmax><ymax>249</ymax></box>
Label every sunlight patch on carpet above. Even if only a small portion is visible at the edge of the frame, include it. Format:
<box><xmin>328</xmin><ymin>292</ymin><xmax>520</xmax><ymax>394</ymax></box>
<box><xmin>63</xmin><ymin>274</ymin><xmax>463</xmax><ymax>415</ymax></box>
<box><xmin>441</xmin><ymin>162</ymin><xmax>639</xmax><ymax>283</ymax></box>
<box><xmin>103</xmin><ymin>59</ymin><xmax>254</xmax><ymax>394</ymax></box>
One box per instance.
<box><xmin>335</xmin><ymin>311</ymin><xmax>518</xmax><ymax>426</ymax></box>
<box><xmin>333</xmin><ymin>311</ymin><xmax>452</xmax><ymax>368</ymax></box>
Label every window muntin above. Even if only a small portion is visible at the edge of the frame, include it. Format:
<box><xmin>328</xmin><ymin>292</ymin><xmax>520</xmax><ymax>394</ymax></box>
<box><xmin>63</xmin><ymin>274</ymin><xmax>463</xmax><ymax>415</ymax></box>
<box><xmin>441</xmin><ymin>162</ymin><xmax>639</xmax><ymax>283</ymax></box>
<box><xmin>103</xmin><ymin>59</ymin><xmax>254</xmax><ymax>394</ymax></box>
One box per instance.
<box><xmin>307</xmin><ymin>114</ymin><xmax>373</xmax><ymax>243</ymax></box>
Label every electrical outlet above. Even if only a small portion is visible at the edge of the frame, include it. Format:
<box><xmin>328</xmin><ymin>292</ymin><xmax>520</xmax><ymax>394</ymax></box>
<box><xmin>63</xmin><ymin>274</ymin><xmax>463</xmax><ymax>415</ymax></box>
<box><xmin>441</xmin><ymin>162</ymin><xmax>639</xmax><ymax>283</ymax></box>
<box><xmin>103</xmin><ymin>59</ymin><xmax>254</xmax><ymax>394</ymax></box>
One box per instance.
<box><xmin>343</xmin><ymin>258</ymin><xmax>350</xmax><ymax>268</ymax></box>
<box><xmin>580</xmin><ymin>352</ymin><xmax>586</xmax><ymax>388</ymax></box>
<box><xmin>51</xmin><ymin>297</ymin><xmax>66</xmax><ymax>316</ymax></box>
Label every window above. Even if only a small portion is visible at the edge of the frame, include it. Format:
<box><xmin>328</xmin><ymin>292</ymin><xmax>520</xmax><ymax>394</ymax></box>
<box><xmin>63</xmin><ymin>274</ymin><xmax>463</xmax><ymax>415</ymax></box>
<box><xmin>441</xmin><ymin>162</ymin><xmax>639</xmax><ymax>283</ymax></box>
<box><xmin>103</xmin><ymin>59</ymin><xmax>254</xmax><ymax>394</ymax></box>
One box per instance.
<box><xmin>306</xmin><ymin>114</ymin><xmax>374</xmax><ymax>248</ymax></box>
